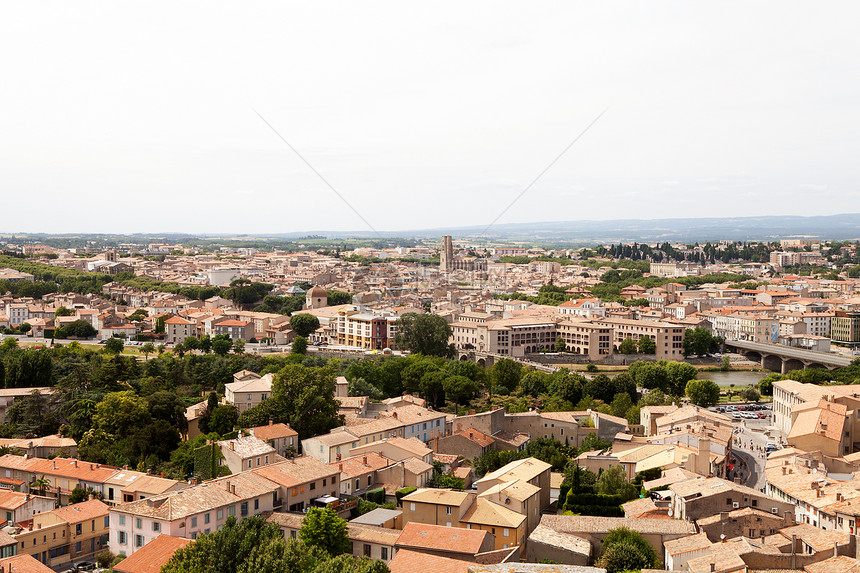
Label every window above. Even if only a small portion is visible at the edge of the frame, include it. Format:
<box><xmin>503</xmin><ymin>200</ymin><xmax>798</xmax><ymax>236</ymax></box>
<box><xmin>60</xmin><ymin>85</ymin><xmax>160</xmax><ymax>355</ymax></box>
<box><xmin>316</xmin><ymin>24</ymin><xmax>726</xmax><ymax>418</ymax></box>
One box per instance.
<box><xmin>446</xmin><ymin>507</ymin><xmax>452</xmax><ymax>515</ymax></box>
<box><xmin>381</xmin><ymin>547</ymin><xmax>388</xmax><ymax>560</ymax></box>
<box><xmin>254</xmin><ymin>499</ymin><xmax>259</xmax><ymax>510</ymax></box>
<box><xmin>726</xmin><ymin>498</ymin><xmax>733</xmax><ymax>506</ymax></box>
<box><xmin>152</xmin><ymin>522</ymin><xmax>160</xmax><ymax>532</ymax></box>
<box><xmin>409</xmin><ymin>503</ymin><xmax>415</xmax><ymax>511</ymax></box>
<box><xmin>135</xmin><ymin>535</ymin><xmax>144</xmax><ymax>548</ymax></box>
<box><xmin>364</xmin><ymin>544</ymin><xmax>371</xmax><ymax>557</ymax></box>
<box><xmin>241</xmin><ymin>502</ymin><xmax>248</xmax><ymax>517</ymax></box>
<box><xmin>119</xmin><ymin>532</ymin><xmax>127</xmax><ymax>545</ymax></box>
<box><xmin>503</xmin><ymin>528</ymin><xmax>510</xmax><ymax>537</ymax></box>
<box><xmin>191</xmin><ymin>516</ymin><xmax>198</xmax><ymax>528</ymax></box>
<box><xmin>217</xmin><ymin>509</ymin><xmax>224</xmax><ymax>520</ymax></box>
<box><xmin>204</xmin><ymin>513</ymin><xmax>210</xmax><ymax>524</ymax></box>
<box><xmin>104</xmin><ymin>516</ymin><xmax>110</xmax><ymax>528</ymax></box>
<box><xmin>119</xmin><ymin>515</ymin><xmax>126</xmax><ymax>526</ymax></box>
<box><xmin>310</xmin><ymin>482</ymin><xmax>316</xmax><ymax>491</ymax></box>
<box><xmin>323</xmin><ymin>478</ymin><xmax>327</xmax><ymax>487</ymax></box>
<box><xmin>229</xmin><ymin>506</ymin><xmax>235</xmax><ymax>516</ymax></box>
<box><xmin>136</xmin><ymin>518</ymin><xmax>142</xmax><ymax>529</ymax></box>
<box><xmin>76</xmin><ymin>541</ymin><xmax>81</xmax><ymax>552</ymax></box>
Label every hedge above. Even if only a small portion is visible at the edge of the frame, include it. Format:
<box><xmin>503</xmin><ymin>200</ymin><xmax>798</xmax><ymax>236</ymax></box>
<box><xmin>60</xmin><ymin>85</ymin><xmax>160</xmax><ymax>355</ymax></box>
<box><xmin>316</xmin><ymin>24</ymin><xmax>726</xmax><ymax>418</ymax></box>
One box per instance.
<box><xmin>565</xmin><ymin>504</ymin><xmax>625</xmax><ymax>517</ymax></box>
<box><xmin>395</xmin><ymin>487</ymin><xmax>417</xmax><ymax>505</ymax></box>
<box><xmin>366</xmin><ymin>488</ymin><xmax>386</xmax><ymax>504</ymax></box>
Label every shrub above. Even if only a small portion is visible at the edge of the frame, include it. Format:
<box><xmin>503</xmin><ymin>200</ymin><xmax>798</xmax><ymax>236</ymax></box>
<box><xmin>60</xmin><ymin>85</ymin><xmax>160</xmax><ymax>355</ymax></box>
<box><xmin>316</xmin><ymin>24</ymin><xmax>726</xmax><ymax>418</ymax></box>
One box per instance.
<box><xmin>365</xmin><ymin>487</ymin><xmax>385</xmax><ymax>504</ymax></box>
<box><xmin>396</xmin><ymin>487</ymin><xmax>417</xmax><ymax>505</ymax></box>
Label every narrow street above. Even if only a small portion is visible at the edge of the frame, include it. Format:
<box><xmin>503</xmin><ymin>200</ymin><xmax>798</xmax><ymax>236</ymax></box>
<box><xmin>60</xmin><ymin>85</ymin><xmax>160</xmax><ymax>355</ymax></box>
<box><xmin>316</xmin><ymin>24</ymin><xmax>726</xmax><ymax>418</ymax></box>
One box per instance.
<box><xmin>728</xmin><ymin>417</ymin><xmax>771</xmax><ymax>491</ymax></box>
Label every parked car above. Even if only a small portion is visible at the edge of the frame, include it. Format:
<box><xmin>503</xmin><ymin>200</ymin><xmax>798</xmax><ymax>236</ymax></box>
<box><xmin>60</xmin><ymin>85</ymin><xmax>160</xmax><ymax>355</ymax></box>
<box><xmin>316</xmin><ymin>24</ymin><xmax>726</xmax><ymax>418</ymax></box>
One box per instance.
<box><xmin>74</xmin><ymin>563</ymin><xmax>96</xmax><ymax>572</ymax></box>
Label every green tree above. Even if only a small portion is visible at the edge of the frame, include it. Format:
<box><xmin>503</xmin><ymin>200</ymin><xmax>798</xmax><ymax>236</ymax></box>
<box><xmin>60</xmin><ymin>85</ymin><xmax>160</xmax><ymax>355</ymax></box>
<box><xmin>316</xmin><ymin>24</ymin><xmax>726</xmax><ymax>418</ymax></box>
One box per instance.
<box><xmin>489</xmin><ymin>358</ymin><xmax>522</xmax><ymax>395</ymax></box>
<box><xmin>596</xmin><ymin>465</ymin><xmax>636</xmax><ymax>499</ymax></box>
<box><xmin>209</xmin><ymin>406</ymin><xmax>239</xmax><ymax>436</ymax></box>
<box><xmin>599</xmin><ymin>526</ymin><xmax>660</xmax><ymax>572</ymax></box>
<box><xmin>443</xmin><ymin>374</ymin><xmax>480</xmax><ymax>415</ymax></box>
<box><xmin>683</xmin><ymin>327</ymin><xmax>719</xmax><ymax>357</ymax></box>
<box><xmin>299</xmin><ymin>508</ymin><xmax>350</xmax><ymax>557</ymax></box>
<box><xmin>619</xmin><ymin>337</ymin><xmax>637</xmax><ymax>354</ymax></box>
<box><xmin>140</xmin><ymin>342</ymin><xmax>156</xmax><ymax>360</ymax></box>
<box><xmin>104</xmin><ymin>337</ymin><xmax>124</xmax><ymax>354</ymax></box>
<box><xmin>610</xmin><ymin>393</ymin><xmax>633</xmax><ymax>419</ymax></box>
<box><xmin>292</xmin><ymin>336</ymin><xmax>308</xmax><ymax>355</ymax></box>
<box><xmin>233</xmin><ymin>339</ymin><xmax>245</xmax><ymax>354</ymax></box>
<box><xmin>61</xmin><ymin>319</ymin><xmax>98</xmax><ymax>338</ymax></box>
<box><xmin>637</xmin><ymin>336</ymin><xmax>656</xmax><ymax>354</ymax></box>
<box><xmin>212</xmin><ymin>335</ymin><xmax>233</xmax><ymax>356</ymax></box>
<box><xmin>394</xmin><ymin>313</ymin><xmax>453</xmax><ymax>357</ymax></box>
<box><xmin>290</xmin><ymin>314</ymin><xmax>321</xmax><ymax>338</ymax></box>
<box><xmin>271</xmin><ymin>364</ymin><xmax>342</xmax><ymax>439</ymax></box>
<box><xmin>555</xmin><ymin>337</ymin><xmax>566</xmax><ymax>352</ymax></box>
<box><xmin>739</xmin><ymin>386</ymin><xmax>761</xmax><ymax>403</ymax></box>
<box><xmin>685</xmin><ymin>379</ymin><xmax>720</xmax><ymax>407</ymax></box>
<box><xmin>54</xmin><ymin>306</ymin><xmax>73</xmax><ymax>317</ymax></box>
<box><xmin>598</xmin><ymin>540</ymin><xmax>655</xmax><ymax>573</ymax></box>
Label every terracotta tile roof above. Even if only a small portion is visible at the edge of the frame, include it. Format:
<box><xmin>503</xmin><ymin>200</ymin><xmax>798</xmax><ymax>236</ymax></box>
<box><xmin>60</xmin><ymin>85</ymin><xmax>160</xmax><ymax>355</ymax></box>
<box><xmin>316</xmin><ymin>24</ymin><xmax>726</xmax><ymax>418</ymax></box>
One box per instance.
<box><xmin>805</xmin><ymin>555</ymin><xmax>860</xmax><ymax>573</ymax></box>
<box><xmin>540</xmin><ymin>514</ymin><xmax>697</xmax><ymax>535</ymax></box>
<box><xmin>453</xmin><ymin>429</ymin><xmax>494</xmax><ymax>448</ymax></box>
<box><xmin>333</xmin><ymin>452</ymin><xmax>391</xmax><ymax>478</ymax></box>
<box><xmin>395</xmin><ymin>522</ymin><xmax>490</xmax><ymax>555</ymax></box>
<box><xmin>401</xmin><ymin>488</ymin><xmax>474</xmax><ymax>506</ymax></box>
<box><xmin>113</xmin><ymin>534</ymin><xmax>193</xmax><ymax>573</ymax></box>
<box><xmin>0</xmin><ymin>554</ymin><xmax>54</xmax><ymax>573</ymax></box>
<box><xmin>50</xmin><ymin>499</ymin><xmax>110</xmax><ymax>524</ymax></box>
<box><xmin>778</xmin><ymin>523</ymin><xmax>850</xmax><ymax>552</ymax></box>
<box><xmin>664</xmin><ymin>532</ymin><xmax>712</xmax><ymax>556</ymax></box>
<box><xmin>252</xmin><ymin>457</ymin><xmax>339</xmax><ymax>488</ymax></box>
<box><xmin>460</xmin><ymin>497</ymin><xmax>526</xmax><ymax>529</ymax></box>
<box><xmin>388</xmin><ymin>549</ymin><xmax>471</xmax><ymax>573</ymax></box>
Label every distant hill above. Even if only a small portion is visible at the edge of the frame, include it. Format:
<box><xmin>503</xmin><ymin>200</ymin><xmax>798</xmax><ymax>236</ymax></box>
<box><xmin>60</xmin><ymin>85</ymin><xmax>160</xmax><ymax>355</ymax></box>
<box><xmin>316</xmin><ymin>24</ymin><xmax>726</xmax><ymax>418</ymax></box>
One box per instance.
<box><xmin>264</xmin><ymin>213</ymin><xmax>860</xmax><ymax>243</ymax></box>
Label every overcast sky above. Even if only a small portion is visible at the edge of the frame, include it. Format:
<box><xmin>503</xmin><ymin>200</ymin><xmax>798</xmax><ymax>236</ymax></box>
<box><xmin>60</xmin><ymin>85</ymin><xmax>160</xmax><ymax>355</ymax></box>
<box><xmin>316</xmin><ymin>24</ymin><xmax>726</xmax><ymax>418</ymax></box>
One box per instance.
<box><xmin>2</xmin><ymin>2</ymin><xmax>859</xmax><ymax>235</ymax></box>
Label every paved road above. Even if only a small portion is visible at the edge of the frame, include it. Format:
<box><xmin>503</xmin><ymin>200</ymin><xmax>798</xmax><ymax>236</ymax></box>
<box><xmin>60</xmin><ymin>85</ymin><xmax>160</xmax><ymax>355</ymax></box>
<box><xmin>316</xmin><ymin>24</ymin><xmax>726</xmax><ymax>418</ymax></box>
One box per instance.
<box><xmin>728</xmin><ymin>415</ymin><xmax>772</xmax><ymax>491</ymax></box>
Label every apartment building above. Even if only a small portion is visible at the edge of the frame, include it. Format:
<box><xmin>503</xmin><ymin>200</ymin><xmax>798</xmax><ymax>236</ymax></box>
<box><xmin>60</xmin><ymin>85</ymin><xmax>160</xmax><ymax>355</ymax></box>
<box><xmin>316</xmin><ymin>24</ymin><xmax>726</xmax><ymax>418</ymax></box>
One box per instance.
<box><xmin>400</xmin><ymin>489</ymin><xmax>476</xmax><ymax>528</ymax></box>
<box><xmin>0</xmin><ymin>491</ymin><xmax>55</xmax><ymax>524</ymax></box>
<box><xmin>832</xmin><ymin>311</ymin><xmax>860</xmax><ymax>345</ymax></box>
<box><xmin>251</xmin><ymin>457</ymin><xmax>340</xmax><ymax>513</ymax></box>
<box><xmin>218</xmin><ymin>435</ymin><xmax>278</xmax><ymax>474</ymax></box>
<box><xmin>670</xmin><ymin>476</ymin><xmax>794</xmax><ymax>522</ymax></box>
<box><xmin>772</xmin><ymin>380</ymin><xmax>860</xmax><ymax>443</ymax></box>
<box><xmin>247</xmin><ymin>422</ymin><xmax>299</xmax><ymax>458</ymax></box>
<box><xmin>10</xmin><ymin>499</ymin><xmax>110</xmax><ymax>570</ymax></box>
<box><xmin>591</xmin><ymin>317</ymin><xmax>685</xmax><ymax>359</ymax></box>
<box><xmin>224</xmin><ymin>371</ymin><xmax>274</xmax><ymax>413</ymax></box>
<box><xmin>163</xmin><ymin>316</ymin><xmax>195</xmax><ymax>344</ymax></box>
<box><xmin>212</xmin><ymin>319</ymin><xmax>254</xmax><ymax>341</ymax></box>
<box><xmin>556</xmin><ymin>320</ymin><xmax>612</xmax><ymax>360</ymax></box>
<box><xmin>335</xmin><ymin>307</ymin><xmax>398</xmax><ymax>350</ymax></box>
<box><xmin>110</xmin><ymin>472</ymin><xmax>281</xmax><ymax>556</ymax></box>
<box><xmin>268</xmin><ymin>512</ymin><xmax>401</xmax><ymax>563</ymax></box>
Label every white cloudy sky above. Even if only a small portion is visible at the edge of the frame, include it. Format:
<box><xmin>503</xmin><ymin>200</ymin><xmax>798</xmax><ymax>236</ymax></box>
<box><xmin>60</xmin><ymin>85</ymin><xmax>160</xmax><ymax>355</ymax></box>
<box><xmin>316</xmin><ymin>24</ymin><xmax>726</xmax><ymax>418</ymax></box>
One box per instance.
<box><xmin>2</xmin><ymin>2</ymin><xmax>859</xmax><ymax>234</ymax></box>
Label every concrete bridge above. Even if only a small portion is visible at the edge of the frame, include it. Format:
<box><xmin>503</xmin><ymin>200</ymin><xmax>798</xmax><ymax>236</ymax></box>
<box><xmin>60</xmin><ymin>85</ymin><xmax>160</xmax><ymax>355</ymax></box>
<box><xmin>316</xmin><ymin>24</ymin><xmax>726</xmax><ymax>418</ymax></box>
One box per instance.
<box><xmin>724</xmin><ymin>339</ymin><xmax>852</xmax><ymax>373</ymax></box>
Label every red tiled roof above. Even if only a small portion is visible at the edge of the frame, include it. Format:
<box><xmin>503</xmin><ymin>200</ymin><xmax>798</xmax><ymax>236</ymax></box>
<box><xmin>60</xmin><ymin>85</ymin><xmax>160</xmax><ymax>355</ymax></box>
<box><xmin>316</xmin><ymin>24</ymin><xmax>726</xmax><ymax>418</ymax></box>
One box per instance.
<box><xmin>113</xmin><ymin>534</ymin><xmax>193</xmax><ymax>573</ymax></box>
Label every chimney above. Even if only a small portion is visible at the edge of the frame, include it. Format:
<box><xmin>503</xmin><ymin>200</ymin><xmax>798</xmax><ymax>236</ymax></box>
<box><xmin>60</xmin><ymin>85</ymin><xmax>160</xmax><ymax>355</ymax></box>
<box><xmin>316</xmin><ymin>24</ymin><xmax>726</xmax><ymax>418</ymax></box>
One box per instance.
<box><xmin>230</xmin><ymin>442</ymin><xmax>235</xmax><ymax>451</ymax></box>
<box><xmin>225</xmin><ymin>480</ymin><xmax>231</xmax><ymax>492</ymax></box>
<box><xmin>834</xmin><ymin>541</ymin><xmax>839</xmax><ymax>558</ymax></box>
<box><xmin>363</xmin><ymin>456</ymin><xmax>367</xmax><ymax>465</ymax></box>
<box><xmin>231</xmin><ymin>484</ymin><xmax>236</xmax><ymax>495</ymax></box>
<box><xmin>393</xmin><ymin>412</ymin><xmax>398</xmax><ymax>419</ymax></box>
<box><xmin>269</xmin><ymin>420</ymin><xmax>273</xmax><ymax>426</ymax></box>
<box><xmin>338</xmin><ymin>463</ymin><xmax>343</xmax><ymax>472</ymax></box>
<box><xmin>710</xmin><ymin>563</ymin><xmax>716</xmax><ymax>572</ymax></box>
<box><xmin>52</xmin><ymin>461</ymin><xmax>57</xmax><ymax>470</ymax></box>
<box><xmin>73</xmin><ymin>460</ymin><xmax>77</xmax><ymax>468</ymax></box>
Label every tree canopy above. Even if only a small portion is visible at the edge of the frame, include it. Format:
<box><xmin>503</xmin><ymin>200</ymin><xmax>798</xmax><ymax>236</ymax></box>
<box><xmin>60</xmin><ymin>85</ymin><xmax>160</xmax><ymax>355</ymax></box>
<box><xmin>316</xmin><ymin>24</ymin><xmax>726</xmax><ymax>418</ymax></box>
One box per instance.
<box><xmin>394</xmin><ymin>313</ymin><xmax>453</xmax><ymax>357</ymax></box>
